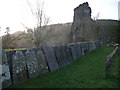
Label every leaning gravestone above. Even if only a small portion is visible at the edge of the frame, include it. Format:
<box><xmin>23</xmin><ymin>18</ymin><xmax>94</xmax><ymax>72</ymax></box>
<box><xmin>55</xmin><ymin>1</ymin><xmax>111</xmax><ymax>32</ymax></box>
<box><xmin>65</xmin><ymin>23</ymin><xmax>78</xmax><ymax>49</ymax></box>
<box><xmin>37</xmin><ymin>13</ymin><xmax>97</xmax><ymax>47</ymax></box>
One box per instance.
<box><xmin>74</xmin><ymin>43</ymin><xmax>82</xmax><ymax>59</ymax></box>
<box><xmin>25</xmin><ymin>50</ymin><xmax>40</xmax><ymax>78</ymax></box>
<box><xmin>69</xmin><ymin>44</ymin><xmax>77</xmax><ymax>60</ymax></box>
<box><xmin>65</xmin><ymin>45</ymin><xmax>73</xmax><ymax>63</ymax></box>
<box><xmin>42</xmin><ymin>45</ymin><xmax>59</xmax><ymax>72</ymax></box>
<box><xmin>36</xmin><ymin>50</ymin><xmax>48</xmax><ymax>74</ymax></box>
<box><xmin>63</xmin><ymin>45</ymin><xmax>70</xmax><ymax>64</ymax></box>
<box><xmin>60</xmin><ymin>45</ymin><xmax>70</xmax><ymax>65</ymax></box>
<box><xmin>1</xmin><ymin>50</ymin><xmax>12</xmax><ymax>88</ymax></box>
<box><xmin>12</xmin><ymin>50</ymin><xmax>28</xmax><ymax>84</ymax></box>
<box><xmin>54</xmin><ymin>46</ymin><xmax>66</xmax><ymax>68</ymax></box>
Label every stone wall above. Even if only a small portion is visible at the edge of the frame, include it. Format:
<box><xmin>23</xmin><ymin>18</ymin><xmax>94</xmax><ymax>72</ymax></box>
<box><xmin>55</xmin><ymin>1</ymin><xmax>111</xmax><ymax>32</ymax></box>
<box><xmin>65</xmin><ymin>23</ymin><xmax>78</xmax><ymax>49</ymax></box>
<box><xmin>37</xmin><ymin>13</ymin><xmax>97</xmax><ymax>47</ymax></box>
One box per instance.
<box><xmin>1</xmin><ymin>41</ymin><xmax>101</xmax><ymax>88</ymax></box>
<box><xmin>96</xmin><ymin>20</ymin><xmax>119</xmax><ymax>43</ymax></box>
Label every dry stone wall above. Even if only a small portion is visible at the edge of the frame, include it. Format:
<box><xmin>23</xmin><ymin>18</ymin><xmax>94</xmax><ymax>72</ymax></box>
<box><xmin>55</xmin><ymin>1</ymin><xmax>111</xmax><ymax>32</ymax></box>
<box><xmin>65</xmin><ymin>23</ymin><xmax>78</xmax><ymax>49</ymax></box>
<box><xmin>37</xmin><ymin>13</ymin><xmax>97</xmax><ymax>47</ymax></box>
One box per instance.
<box><xmin>1</xmin><ymin>41</ymin><xmax>102</xmax><ymax>88</ymax></box>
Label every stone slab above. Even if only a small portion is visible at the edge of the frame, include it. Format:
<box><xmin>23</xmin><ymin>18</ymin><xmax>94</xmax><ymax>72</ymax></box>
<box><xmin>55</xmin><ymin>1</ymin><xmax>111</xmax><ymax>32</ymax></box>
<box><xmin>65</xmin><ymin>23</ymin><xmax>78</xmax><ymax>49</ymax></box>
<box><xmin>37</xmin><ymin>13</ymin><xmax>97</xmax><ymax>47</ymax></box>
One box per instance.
<box><xmin>12</xmin><ymin>50</ymin><xmax>28</xmax><ymax>83</ymax></box>
<box><xmin>70</xmin><ymin>45</ymin><xmax>77</xmax><ymax>60</ymax></box>
<box><xmin>36</xmin><ymin>50</ymin><xmax>49</xmax><ymax>74</ymax></box>
<box><xmin>89</xmin><ymin>41</ymin><xmax>96</xmax><ymax>51</ymax></box>
<box><xmin>79</xmin><ymin>43</ymin><xmax>88</xmax><ymax>55</ymax></box>
<box><xmin>65</xmin><ymin>45</ymin><xmax>73</xmax><ymax>63</ymax></box>
<box><xmin>54</xmin><ymin>46</ymin><xmax>67</xmax><ymax>67</ymax></box>
<box><xmin>60</xmin><ymin>45</ymin><xmax>70</xmax><ymax>65</ymax></box>
<box><xmin>42</xmin><ymin>45</ymin><xmax>59</xmax><ymax>72</ymax></box>
<box><xmin>25</xmin><ymin>50</ymin><xmax>40</xmax><ymax>78</ymax></box>
<box><xmin>74</xmin><ymin>44</ymin><xmax>82</xmax><ymax>59</ymax></box>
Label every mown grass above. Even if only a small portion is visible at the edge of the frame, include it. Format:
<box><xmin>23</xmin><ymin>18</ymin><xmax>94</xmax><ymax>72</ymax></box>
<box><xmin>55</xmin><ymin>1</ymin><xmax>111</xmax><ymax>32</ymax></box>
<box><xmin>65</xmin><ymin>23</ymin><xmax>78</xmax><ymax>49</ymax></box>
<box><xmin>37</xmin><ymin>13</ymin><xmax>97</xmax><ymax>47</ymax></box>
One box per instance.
<box><xmin>9</xmin><ymin>47</ymin><xmax>118</xmax><ymax>88</ymax></box>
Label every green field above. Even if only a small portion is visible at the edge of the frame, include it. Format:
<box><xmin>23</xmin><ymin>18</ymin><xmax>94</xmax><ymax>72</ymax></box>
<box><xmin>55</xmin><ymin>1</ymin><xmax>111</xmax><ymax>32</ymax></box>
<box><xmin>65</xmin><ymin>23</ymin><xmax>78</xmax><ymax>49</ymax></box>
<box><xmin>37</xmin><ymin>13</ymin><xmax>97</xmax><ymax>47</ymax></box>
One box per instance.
<box><xmin>9</xmin><ymin>47</ymin><xmax>119</xmax><ymax>88</ymax></box>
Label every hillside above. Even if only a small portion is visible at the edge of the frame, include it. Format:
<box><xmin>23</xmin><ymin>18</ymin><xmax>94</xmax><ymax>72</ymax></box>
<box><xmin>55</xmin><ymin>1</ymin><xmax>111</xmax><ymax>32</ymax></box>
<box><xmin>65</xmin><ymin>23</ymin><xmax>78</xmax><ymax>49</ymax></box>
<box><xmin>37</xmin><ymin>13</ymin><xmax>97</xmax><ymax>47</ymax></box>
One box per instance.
<box><xmin>4</xmin><ymin>22</ymin><xmax>72</xmax><ymax>48</ymax></box>
<box><xmin>1</xmin><ymin>19</ymin><xmax>119</xmax><ymax>49</ymax></box>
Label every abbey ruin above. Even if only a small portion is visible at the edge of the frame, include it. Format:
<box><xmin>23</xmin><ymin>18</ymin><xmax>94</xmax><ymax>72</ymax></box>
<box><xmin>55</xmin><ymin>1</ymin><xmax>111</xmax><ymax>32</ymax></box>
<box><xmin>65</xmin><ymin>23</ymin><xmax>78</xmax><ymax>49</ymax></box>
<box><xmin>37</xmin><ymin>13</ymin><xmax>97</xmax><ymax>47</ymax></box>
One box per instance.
<box><xmin>70</xmin><ymin>2</ymin><xmax>119</xmax><ymax>44</ymax></box>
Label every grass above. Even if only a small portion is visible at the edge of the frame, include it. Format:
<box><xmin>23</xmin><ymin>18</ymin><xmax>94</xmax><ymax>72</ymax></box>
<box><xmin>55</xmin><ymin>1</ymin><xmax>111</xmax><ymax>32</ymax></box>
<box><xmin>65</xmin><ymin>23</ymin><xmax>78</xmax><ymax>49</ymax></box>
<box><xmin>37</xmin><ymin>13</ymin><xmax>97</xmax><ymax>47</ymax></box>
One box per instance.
<box><xmin>8</xmin><ymin>47</ymin><xmax>118</xmax><ymax>88</ymax></box>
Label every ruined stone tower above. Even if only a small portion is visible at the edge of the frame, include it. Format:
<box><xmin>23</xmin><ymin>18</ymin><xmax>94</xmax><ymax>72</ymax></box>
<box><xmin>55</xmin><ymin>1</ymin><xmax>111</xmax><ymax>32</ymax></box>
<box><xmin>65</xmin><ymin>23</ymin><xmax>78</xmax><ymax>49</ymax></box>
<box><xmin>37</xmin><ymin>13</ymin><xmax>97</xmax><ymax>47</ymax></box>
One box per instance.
<box><xmin>71</xmin><ymin>2</ymin><xmax>97</xmax><ymax>43</ymax></box>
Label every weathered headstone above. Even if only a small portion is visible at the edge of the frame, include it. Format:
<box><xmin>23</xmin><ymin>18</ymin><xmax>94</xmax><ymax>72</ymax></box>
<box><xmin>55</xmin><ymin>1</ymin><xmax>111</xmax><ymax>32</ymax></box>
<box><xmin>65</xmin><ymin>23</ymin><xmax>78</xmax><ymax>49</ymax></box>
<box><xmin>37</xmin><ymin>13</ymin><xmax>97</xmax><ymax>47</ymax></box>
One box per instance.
<box><xmin>54</xmin><ymin>46</ymin><xmax>66</xmax><ymax>68</ymax></box>
<box><xmin>60</xmin><ymin>45</ymin><xmax>70</xmax><ymax>65</ymax></box>
<box><xmin>42</xmin><ymin>45</ymin><xmax>59</xmax><ymax>72</ymax></box>
<box><xmin>79</xmin><ymin>42</ymin><xmax>89</xmax><ymax>55</ymax></box>
<box><xmin>69</xmin><ymin>45</ymin><xmax>77</xmax><ymax>60</ymax></box>
<box><xmin>65</xmin><ymin>45</ymin><xmax>73</xmax><ymax>63</ymax></box>
<box><xmin>1</xmin><ymin>50</ymin><xmax>12</xmax><ymax>88</ymax></box>
<box><xmin>12</xmin><ymin>50</ymin><xmax>28</xmax><ymax>83</ymax></box>
<box><xmin>95</xmin><ymin>41</ymin><xmax>100</xmax><ymax>48</ymax></box>
<box><xmin>89</xmin><ymin>41</ymin><xmax>96</xmax><ymax>51</ymax></box>
<box><xmin>36</xmin><ymin>50</ymin><xmax>48</xmax><ymax>74</ymax></box>
<box><xmin>63</xmin><ymin>45</ymin><xmax>70</xmax><ymax>64</ymax></box>
<box><xmin>92</xmin><ymin>41</ymin><xmax>96</xmax><ymax>50</ymax></box>
<box><xmin>84</xmin><ymin>42</ymin><xmax>90</xmax><ymax>53</ymax></box>
<box><xmin>25</xmin><ymin>50</ymin><xmax>40</xmax><ymax>78</ymax></box>
<box><xmin>74</xmin><ymin>44</ymin><xmax>82</xmax><ymax>59</ymax></box>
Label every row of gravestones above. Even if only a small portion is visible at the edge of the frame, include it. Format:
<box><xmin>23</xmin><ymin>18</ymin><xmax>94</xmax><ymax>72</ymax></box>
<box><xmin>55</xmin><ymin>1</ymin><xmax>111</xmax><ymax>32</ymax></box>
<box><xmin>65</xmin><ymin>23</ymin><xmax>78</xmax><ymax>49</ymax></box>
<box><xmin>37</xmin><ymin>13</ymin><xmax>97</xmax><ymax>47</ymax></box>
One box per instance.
<box><xmin>1</xmin><ymin>41</ymin><xmax>101</xmax><ymax>88</ymax></box>
<box><xmin>1</xmin><ymin>48</ymin><xmax>49</xmax><ymax>89</ymax></box>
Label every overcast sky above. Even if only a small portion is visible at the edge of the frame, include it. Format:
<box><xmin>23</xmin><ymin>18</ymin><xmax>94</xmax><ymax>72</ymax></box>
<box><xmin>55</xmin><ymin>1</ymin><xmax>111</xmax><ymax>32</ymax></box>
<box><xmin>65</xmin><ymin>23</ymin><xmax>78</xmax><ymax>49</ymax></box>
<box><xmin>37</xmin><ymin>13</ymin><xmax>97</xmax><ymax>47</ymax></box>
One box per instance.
<box><xmin>0</xmin><ymin>0</ymin><xmax>119</xmax><ymax>35</ymax></box>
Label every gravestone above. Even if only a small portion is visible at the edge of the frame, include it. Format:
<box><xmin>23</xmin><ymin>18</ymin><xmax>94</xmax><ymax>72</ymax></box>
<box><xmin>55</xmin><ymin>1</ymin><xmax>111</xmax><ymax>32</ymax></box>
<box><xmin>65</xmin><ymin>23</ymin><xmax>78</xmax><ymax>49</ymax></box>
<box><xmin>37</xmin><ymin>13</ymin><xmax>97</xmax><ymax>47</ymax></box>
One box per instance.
<box><xmin>79</xmin><ymin>43</ymin><xmax>88</xmax><ymax>55</ymax></box>
<box><xmin>84</xmin><ymin>42</ymin><xmax>90</xmax><ymax>53</ymax></box>
<box><xmin>42</xmin><ymin>45</ymin><xmax>59</xmax><ymax>72</ymax></box>
<box><xmin>25</xmin><ymin>50</ymin><xmax>40</xmax><ymax>78</ymax></box>
<box><xmin>69</xmin><ymin>45</ymin><xmax>77</xmax><ymax>60</ymax></box>
<box><xmin>36</xmin><ymin>50</ymin><xmax>48</xmax><ymax>74</ymax></box>
<box><xmin>74</xmin><ymin>44</ymin><xmax>82</xmax><ymax>59</ymax></box>
<box><xmin>63</xmin><ymin>45</ymin><xmax>70</xmax><ymax>64</ymax></box>
<box><xmin>60</xmin><ymin>45</ymin><xmax>70</xmax><ymax>65</ymax></box>
<box><xmin>92</xmin><ymin>41</ymin><xmax>96</xmax><ymax>50</ymax></box>
<box><xmin>65</xmin><ymin>45</ymin><xmax>73</xmax><ymax>63</ymax></box>
<box><xmin>89</xmin><ymin>41</ymin><xmax>96</xmax><ymax>51</ymax></box>
<box><xmin>54</xmin><ymin>46</ymin><xmax>65</xmax><ymax>68</ymax></box>
<box><xmin>1</xmin><ymin>50</ymin><xmax>12</xmax><ymax>88</ymax></box>
<box><xmin>76</xmin><ymin>43</ymin><xmax>83</xmax><ymax>55</ymax></box>
<box><xmin>12</xmin><ymin>50</ymin><xmax>28</xmax><ymax>83</ymax></box>
<box><xmin>95</xmin><ymin>41</ymin><xmax>100</xmax><ymax>48</ymax></box>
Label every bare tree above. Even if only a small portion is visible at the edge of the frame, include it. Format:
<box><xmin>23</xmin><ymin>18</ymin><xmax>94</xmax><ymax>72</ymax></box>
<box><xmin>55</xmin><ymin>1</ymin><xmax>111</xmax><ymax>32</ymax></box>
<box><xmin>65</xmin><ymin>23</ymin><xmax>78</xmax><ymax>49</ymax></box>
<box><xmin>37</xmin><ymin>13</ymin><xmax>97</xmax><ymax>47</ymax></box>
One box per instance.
<box><xmin>25</xmin><ymin>0</ymin><xmax>51</xmax><ymax>48</ymax></box>
<box><xmin>93</xmin><ymin>13</ymin><xmax>100</xmax><ymax>20</ymax></box>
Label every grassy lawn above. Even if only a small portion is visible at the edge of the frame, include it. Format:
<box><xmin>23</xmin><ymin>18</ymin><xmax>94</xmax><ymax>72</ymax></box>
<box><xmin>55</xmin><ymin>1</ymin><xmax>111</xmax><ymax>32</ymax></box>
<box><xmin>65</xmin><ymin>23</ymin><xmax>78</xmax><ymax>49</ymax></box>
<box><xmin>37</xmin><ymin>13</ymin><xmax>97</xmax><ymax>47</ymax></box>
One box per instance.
<box><xmin>8</xmin><ymin>47</ymin><xmax>118</xmax><ymax>88</ymax></box>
